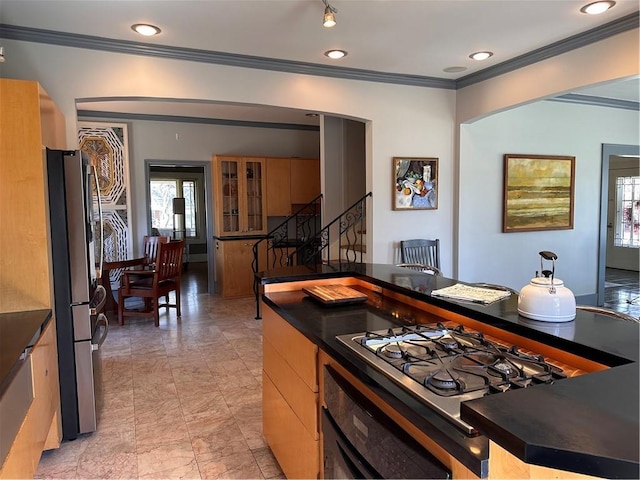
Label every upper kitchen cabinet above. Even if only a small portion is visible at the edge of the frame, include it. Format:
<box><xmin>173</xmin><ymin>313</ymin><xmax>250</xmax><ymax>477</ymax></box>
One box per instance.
<box><xmin>290</xmin><ymin>158</ymin><xmax>320</xmax><ymax>205</ymax></box>
<box><xmin>266</xmin><ymin>157</ymin><xmax>292</xmax><ymax>217</ymax></box>
<box><xmin>213</xmin><ymin>155</ymin><xmax>267</xmax><ymax>236</ymax></box>
<box><xmin>0</xmin><ymin>79</ymin><xmax>66</xmax><ymax>313</ymax></box>
<box><xmin>266</xmin><ymin>157</ymin><xmax>321</xmax><ymax>217</ymax></box>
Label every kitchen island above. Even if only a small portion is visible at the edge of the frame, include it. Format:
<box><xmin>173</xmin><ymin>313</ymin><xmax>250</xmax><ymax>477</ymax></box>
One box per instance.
<box><xmin>258</xmin><ymin>263</ymin><xmax>639</xmax><ymax>479</ymax></box>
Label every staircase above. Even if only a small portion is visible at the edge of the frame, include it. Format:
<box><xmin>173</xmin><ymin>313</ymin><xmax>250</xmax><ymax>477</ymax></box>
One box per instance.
<box><xmin>253</xmin><ymin>192</ymin><xmax>372</xmax><ymax>318</ymax></box>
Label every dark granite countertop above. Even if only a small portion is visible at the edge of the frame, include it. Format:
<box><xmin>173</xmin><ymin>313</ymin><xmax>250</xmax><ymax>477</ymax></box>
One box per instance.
<box><xmin>258</xmin><ymin>263</ymin><xmax>639</xmax><ymax>479</ymax></box>
<box><xmin>0</xmin><ymin>309</ymin><xmax>52</xmax><ymax>392</ymax></box>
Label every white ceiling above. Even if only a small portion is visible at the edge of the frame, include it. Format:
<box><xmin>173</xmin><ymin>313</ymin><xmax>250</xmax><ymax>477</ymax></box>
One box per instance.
<box><xmin>1</xmin><ymin>0</ymin><xmax>638</xmax><ymax>124</ymax></box>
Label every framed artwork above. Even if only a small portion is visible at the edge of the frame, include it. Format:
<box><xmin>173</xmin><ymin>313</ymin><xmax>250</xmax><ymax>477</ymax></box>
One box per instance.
<box><xmin>78</xmin><ymin>122</ymin><xmax>133</xmax><ymax>270</ymax></box>
<box><xmin>503</xmin><ymin>154</ymin><xmax>575</xmax><ymax>233</ymax></box>
<box><xmin>393</xmin><ymin>157</ymin><xmax>438</xmax><ymax>210</ymax></box>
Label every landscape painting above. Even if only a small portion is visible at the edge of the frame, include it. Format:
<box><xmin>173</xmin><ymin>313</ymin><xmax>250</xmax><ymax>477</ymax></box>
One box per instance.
<box><xmin>503</xmin><ymin>154</ymin><xmax>575</xmax><ymax>233</ymax></box>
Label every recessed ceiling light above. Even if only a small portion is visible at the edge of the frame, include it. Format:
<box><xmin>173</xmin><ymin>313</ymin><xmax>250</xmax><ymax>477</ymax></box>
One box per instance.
<box><xmin>580</xmin><ymin>1</ymin><xmax>616</xmax><ymax>14</ymax></box>
<box><xmin>443</xmin><ymin>66</ymin><xmax>467</xmax><ymax>73</ymax></box>
<box><xmin>469</xmin><ymin>51</ymin><xmax>493</xmax><ymax>61</ymax></box>
<box><xmin>305</xmin><ymin>113</ymin><xmax>319</xmax><ymax>117</ymax></box>
<box><xmin>131</xmin><ymin>24</ymin><xmax>161</xmax><ymax>36</ymax></box>
<box><xmin>325</xmin><ymin>50</ymin><xmax>347</xmax><ymax>60</ymax></box>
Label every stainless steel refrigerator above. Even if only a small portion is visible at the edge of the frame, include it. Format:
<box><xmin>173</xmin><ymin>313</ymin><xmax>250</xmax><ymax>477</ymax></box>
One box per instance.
<box><xmin>46</xmin><ymin>149</ymin><xmax>109</xmax><ymax>440</ymax></box>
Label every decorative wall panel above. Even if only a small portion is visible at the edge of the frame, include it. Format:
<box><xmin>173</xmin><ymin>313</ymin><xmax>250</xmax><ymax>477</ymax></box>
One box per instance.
<box><xmin>78</xmin><ymin>123</ymin><xmax>132</xmax><ymax>271</ymax></box>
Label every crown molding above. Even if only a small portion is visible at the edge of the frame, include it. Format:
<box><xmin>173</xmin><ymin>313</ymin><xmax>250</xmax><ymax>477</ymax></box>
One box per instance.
<box><xmin>549</xmin><ymin>93</ymin><xmax>640</xmax><ymax>111</ymax></box>
<box><xmin>0</xmin><ymin>23</ymin><xmax>454</xmax><ymax>89</ymax></box>
<box><xmin>2</xmin><ymin>12</ymin><xmax>637</xmax><ymax>90</ymax></box>
<box><xmin>456</xmin><ymin>12</ymin><xmax>639</xmax><ymax>88</ymax></box>
<box><xmin>77</xmin><ymin>110</ymin><xmax>320</xmax><ymax>131</ymax></box>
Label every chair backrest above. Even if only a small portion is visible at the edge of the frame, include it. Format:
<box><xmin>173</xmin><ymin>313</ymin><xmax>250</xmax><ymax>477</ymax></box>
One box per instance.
<box><xmin>400</xmin><ymin>239</ymin><xmax>440</xmax><ymax>270</ymax></box>
<box><xmin>155</xmin><ymin>240</ymin><xmax>185</xmax><ymax>282</ymax></box>
<box><xmin>143</xmin><ymin>235</ymin><xmax>170</xmax><ymax>265</ymax></box>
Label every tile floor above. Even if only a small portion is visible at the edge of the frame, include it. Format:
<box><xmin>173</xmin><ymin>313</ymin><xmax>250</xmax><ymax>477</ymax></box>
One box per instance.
<box><xmin>33</xmin><ymin>263</ymin><xmax>640</xmax><ymax>479</ymax></box>
<box><xmin>35</xmin><ymin>262</ymin><xmax>284</xmax><ymax>479</ymax></box>
<box><xmin>604</xmin><ymin>267</ymin><xmax>640</xmax><ymax>319</ymax></box>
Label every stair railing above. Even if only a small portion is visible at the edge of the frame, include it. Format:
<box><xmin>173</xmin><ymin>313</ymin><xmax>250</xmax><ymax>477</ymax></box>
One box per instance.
<box><xmin>252</xmin><ymin>194</ymin><xmax>322</xmax><ymax>317</ymax></box>
<box><xmin>253</xmin><ymin>192</ymin><xmax>372</xmax><ymax>319</ymax></box>
<box><xmin>293</xmin><ymin>192</ymin><xmax>372</xmax><ymax>268</ymax></box>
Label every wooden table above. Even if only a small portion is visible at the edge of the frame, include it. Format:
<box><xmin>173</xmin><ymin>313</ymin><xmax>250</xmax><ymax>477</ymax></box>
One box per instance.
<box><xmin>100</xmin><ymin>258</ymin><xmax>146</xmax><ymax>314</ymax></box>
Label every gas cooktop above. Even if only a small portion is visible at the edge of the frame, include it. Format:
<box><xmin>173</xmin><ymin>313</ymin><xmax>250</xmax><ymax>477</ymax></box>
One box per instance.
<box><xmin>336</xmin><ymin>323</ymin><xmax>568</xmax><ymax>435</ymax></box>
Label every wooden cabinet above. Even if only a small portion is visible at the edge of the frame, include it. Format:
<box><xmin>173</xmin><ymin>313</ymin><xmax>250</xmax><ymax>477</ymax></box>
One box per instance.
<box><xmin>262</xmin><ymin>303</ymin><xmax>319</xmax><ymax>479</ymax></box>
<box><xmin>0</xmin><ymin>79</ymin><xmax>66</xmax><ymax>313</ymax></box>
<box><xmin>214</xmin><ymin>238</ymin><xmax>266</xmax><ymax>298</ymax></box>
<box><xmin>290</xmin><ymin>158</ymin><xmax>321</xmax><ymax>205</ymax></box>
<box><xmin>0</xmin><ymin>79</ymin><xmax>63</xmax><ymax>477</ymax></box>
<box><xmin>266</xmin><ymin>157</ymin><xmax>321</xmax><ymax>216</ymax></box>
<box><xmin>213</xmin><ymin>155</ymin><xmax>267</xmax><ymax>236</ymax></box>
<box><xmin>0</xmin><ymin>319</ymin><xmax>62</xmax><ymax>479</ymax></box>
<box><xmin>266</xmin><ymin>157</ymin><xmax>292</xmax><ymax>216</ymax></box>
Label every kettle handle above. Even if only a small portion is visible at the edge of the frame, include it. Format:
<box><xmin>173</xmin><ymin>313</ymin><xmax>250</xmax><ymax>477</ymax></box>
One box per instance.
<box><xmin>539</xmin><ymin>251</ymin><xmax>557</xmax><ymax>261</ymax></box>
<box><xmin>539</xmin><ymin>251</ymin><xmax>557</xmax><ymax>293</ymax></box>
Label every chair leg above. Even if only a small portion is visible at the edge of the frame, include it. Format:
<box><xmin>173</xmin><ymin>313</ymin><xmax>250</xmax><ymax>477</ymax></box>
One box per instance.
<box><xmin>176</xmin><ymin>281</ymin><xmax>181</xmax><ymax>318</ymax></box>
<box><xmin>154</xmin><ymin>298</ymin><xmax>160</xmax><ymax>327</ymax></box>
<box><xmin>117</xmin><ymin>289</ymin><xmax>125</xmax><ymax>326</ymax></box>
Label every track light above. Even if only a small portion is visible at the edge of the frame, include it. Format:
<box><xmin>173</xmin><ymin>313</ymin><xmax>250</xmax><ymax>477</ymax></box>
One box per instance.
<box><xmin>322</xmin><ymin>0</ymin><xmax>337</xmax><ymax>28</ymax></box>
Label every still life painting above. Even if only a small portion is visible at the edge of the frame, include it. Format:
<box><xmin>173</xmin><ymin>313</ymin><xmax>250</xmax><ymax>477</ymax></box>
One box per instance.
<box><xmin>503</xmin><ymin>154</ymin><xmax>575</xmax><ymax>233</ymax></box>
<box><xmin>393</xmin><ymin>157</ymin><xmax>438</xmax><ymax>210</ymax></box>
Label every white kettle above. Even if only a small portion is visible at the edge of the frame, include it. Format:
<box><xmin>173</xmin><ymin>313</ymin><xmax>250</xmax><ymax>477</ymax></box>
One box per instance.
<box><xmin>518</xmin><ymin>251</ymin><xmax>576</xmax><ymax>322</ymax></box>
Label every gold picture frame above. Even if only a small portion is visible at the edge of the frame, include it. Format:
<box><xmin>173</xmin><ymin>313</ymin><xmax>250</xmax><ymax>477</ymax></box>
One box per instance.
<box><xmin>393</xmin><ymin>157</ymin><xmax>438</xmax><ymax>210</ymax></box>
<box><xmin>503</xmin><ymin>154</ymin><xmax>575</xmax><ymax>233</ymax></box>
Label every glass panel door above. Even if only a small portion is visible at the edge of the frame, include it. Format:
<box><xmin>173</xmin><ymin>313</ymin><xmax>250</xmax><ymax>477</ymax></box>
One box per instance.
<box><xmin>245</xmin><ymin>160</ymin><xmax>263</xmax><ymax>232</ymax></box>
<box><xmin>221</xmin><ymin>160</ymin><xmax>240</xmax><ymax>234</ymax></box>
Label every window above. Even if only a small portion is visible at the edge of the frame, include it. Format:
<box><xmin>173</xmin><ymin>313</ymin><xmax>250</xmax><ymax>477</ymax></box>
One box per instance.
<box><xmin>150</xmin><ymin>178</ymin><xmax>198</xmax><ymax>237</ymax></box>
<box><xmin>614</xmin><ymin>175</ymin><xmax>640</xmax><ymax>248</ymax></box>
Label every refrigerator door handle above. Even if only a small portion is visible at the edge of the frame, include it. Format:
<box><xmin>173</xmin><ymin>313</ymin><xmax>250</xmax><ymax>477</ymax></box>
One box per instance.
<box><xmin>71</xmin><ymin>285</ymin><xmax>106</xmax><ymax>314</ymax></box>
<box><xmin>89</xmin><ymin>285</ymin><xmax>106</xmax><ymax>316</ymax></box>
<box><xmin>91</xmin><ymin>165</ymin><xmax>104</xmax><ymax>280</ymax></box>
<box><xmin>91</xmin><ymin>313</ymin><xmax>109</xmax><ymax>351</ymax></box>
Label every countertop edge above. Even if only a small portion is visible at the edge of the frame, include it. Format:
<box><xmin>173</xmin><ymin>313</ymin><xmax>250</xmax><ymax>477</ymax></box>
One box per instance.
<box><xmin>0</xmin><ymin>309</ymin><xmax>53</xmax><ymax>393</ymax></box>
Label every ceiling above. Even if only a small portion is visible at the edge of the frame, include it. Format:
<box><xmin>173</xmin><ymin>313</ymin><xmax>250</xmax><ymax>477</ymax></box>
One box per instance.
<box><xmin>1</xmin><ymin>0</ymin><xmax>638</xmax><ymax>125</ymax></box>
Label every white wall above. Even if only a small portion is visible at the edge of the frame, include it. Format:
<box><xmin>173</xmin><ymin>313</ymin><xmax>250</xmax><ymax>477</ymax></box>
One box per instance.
<box><xmin>2</xmin><ymin>39</ymin><xmax>456</xmax><ymax>270</ymax></box>
<box><xmin>456</xmin><ymin>29</ymin><xmax>639</xmax><ymax>123</ymax></box>
<box><xmin>2</xmin><ymin>27</ymin><xmax>637</xmax><ymax>286</ymax></box>
<box><xmin>459</xmin><ymin>100</ymin><xmax>640</xmax><ymax>297</ymax></box>
<box><xmin>107</xmin><ymin>118</ymin><xmax>320</xmax><ymax>242</ymax></box>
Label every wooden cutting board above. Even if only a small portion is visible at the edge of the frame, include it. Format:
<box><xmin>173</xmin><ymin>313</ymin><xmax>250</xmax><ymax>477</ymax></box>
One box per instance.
<box><xmin>302</xmin><ymin>285</ymin><xmax>368</xmax><ymax>305</ymax></box>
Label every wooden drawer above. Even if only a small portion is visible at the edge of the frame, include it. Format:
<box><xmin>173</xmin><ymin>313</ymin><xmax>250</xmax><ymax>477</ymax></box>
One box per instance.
<box><xmin>263</xmin><ymin>337</ymin><xmax>318</xmax><ymax>439</ymax></box>
<box><xmin>263</xmin><ymin>372</ymin><xmax>319</xmax><ymax>479</ymax></box>
<box><xmin>262</xmin><ymin>304</ymin><xmax>318</xmax><ymax>392</ymax></box>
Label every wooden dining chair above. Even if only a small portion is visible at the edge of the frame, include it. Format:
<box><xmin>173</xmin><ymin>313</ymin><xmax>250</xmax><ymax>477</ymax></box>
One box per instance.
<box><xmin>400</xmin><ymin>239</ymin><xmax>441</xmax><ymax>271</ymax></box>
<box><xmin>118</xmin><ymin>240</ymin><xmax>185</xmax><ymax>327</ymax></box>
<box><xmin>143</xmin><ymin>235</ymin><xmax>170</xmax><ymax>268</ymax></box>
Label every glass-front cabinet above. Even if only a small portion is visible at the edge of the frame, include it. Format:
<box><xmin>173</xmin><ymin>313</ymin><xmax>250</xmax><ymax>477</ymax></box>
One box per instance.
<box><xmin>214</xmin><ymin>155</ymin><xmax>266</xmax><ymax>236</ymax></box>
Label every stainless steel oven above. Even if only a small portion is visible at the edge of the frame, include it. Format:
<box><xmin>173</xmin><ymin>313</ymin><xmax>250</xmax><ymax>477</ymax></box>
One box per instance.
<box><xmin>323</xmin><ymin>365</ymin><xmax>451</xmax><ymax>479</ymax></box>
